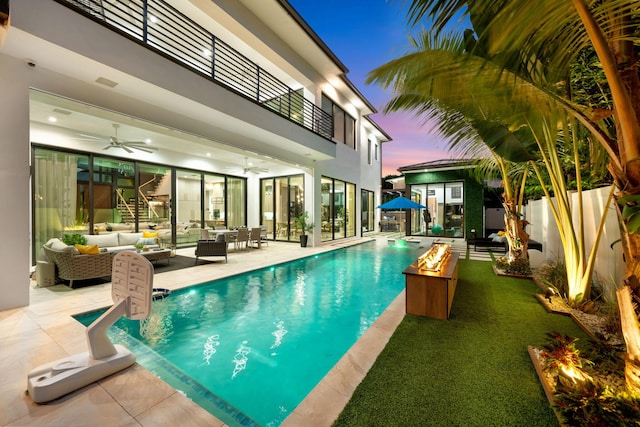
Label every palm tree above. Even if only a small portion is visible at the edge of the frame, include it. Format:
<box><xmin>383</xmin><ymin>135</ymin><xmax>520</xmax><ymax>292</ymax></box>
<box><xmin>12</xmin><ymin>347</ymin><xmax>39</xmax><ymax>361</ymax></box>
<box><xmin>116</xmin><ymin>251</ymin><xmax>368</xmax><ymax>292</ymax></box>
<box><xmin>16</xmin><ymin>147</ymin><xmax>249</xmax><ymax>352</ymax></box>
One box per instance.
<box><xmin>368</xmin><ymin>29</ymin><xmax>606</xmax><ymax>302</ymax></box>
<box><xmin>388</xmin><ymin>0</ymin><xmax>640</xmax><ymax>394</ymax></box>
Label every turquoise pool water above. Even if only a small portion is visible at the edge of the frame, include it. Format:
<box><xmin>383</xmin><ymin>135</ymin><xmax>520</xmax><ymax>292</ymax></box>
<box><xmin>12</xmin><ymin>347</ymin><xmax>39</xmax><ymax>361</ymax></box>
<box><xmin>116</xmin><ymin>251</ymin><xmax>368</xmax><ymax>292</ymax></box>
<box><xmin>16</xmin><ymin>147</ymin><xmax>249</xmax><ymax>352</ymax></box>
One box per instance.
<box><xmin>76</xmin><ymin>240</ymin><xmax>421</xmax><ymax>426</ymax></box>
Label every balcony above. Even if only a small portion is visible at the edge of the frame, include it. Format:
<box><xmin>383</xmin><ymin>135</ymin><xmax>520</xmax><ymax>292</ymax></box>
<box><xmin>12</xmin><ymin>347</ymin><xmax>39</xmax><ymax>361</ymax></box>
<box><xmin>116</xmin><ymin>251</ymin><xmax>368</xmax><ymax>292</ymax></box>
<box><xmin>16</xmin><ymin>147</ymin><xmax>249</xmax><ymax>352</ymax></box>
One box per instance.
<box><xmin>56</xmin><ymin>0</ymin><xmax>334</xmax><ymax>140</ymax></box>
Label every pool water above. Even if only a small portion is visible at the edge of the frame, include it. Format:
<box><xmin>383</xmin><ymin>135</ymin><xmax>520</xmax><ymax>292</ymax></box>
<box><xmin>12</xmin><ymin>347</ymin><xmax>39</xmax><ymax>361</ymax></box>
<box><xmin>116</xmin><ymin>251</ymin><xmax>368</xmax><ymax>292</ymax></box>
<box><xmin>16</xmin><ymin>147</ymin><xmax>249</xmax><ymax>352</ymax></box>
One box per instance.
<box><xmin>76</xmin><ymin>240</ymin><xmax>421</xmax><ymax>426</ymax></box>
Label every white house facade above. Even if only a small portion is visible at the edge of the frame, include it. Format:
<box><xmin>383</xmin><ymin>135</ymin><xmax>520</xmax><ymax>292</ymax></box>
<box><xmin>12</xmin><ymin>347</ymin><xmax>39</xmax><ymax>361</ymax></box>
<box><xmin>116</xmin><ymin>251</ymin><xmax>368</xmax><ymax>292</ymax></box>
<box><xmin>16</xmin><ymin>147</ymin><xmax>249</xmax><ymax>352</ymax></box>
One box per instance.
<box><xmin>0</xmin><ymin>0</ymin><xmax>390</xmax><ymax>310</ymax></box>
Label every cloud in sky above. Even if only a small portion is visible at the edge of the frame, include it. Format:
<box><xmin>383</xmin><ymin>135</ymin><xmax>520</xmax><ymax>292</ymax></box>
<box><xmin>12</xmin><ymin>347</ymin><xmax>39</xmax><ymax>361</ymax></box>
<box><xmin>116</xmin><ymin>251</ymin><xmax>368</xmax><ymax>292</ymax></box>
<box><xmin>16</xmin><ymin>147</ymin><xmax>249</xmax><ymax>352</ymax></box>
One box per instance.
<box><xmin>374</xmin><ymin>112</ymin><xmax>454</xmax><ymax>175</ymax></box>
<box><xmin>287</xmin><ymin>0</ymin><xmax>455</xmax><ymax>174</ymax></box>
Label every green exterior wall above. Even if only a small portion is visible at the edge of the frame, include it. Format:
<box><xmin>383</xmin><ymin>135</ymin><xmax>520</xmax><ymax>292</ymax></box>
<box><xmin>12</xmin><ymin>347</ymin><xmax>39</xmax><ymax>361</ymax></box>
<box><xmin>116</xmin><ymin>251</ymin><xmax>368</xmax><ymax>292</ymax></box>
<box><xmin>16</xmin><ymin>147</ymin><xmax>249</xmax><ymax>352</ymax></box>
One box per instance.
<box><xmin>404</xmin><ymin>169</ymin><xmax>484</xmax><ymax>238</ymax></box>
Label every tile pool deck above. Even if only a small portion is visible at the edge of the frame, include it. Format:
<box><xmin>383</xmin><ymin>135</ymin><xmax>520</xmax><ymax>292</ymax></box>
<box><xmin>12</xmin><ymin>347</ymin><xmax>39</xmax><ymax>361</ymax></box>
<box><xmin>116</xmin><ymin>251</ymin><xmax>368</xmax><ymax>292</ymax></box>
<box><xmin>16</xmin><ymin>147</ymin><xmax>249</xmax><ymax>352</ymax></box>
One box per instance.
<box><xmin>1</xmin><ymin>236</ymin><xmax>414</xmax><ymax>426</ymax></box>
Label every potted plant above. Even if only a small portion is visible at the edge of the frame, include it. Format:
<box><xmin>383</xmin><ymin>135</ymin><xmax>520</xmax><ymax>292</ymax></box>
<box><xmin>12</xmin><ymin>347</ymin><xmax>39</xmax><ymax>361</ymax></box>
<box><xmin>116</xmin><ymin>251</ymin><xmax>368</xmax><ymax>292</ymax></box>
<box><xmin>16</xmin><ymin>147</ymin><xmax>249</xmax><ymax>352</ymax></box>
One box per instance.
<box><xmin>133</xmin><ymin>242</ymin><xmax>145</xmax><ymax>253</ymax></box>
<box><xmin>62</xmin><ymin>233</ymin><xmax>87</xmax><ymax>246</ymax></box>
<box><xmin>295</xmin><ymin>211</ymin><xmax>315</xmax><ymax>247</ymax></box>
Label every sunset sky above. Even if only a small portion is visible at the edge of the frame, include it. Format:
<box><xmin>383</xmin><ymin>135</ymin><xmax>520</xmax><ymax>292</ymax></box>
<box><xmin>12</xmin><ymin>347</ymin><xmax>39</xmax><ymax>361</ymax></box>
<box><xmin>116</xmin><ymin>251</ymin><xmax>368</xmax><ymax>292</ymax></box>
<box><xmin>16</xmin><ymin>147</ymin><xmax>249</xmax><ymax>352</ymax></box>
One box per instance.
<box><xmin>288</xmin><ymin>0</ymin><xmax>455</xmax><ymax>176</ymax></box>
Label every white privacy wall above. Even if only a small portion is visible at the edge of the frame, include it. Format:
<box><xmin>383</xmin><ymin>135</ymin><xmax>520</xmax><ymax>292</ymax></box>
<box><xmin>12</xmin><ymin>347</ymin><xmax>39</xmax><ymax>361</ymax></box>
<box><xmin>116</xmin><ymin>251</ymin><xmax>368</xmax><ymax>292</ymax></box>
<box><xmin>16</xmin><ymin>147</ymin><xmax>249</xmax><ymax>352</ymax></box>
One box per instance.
<box><xmin>524</xmin><ymin>186</ymin><xmax>625</xmax><ymax>290</ymax></box>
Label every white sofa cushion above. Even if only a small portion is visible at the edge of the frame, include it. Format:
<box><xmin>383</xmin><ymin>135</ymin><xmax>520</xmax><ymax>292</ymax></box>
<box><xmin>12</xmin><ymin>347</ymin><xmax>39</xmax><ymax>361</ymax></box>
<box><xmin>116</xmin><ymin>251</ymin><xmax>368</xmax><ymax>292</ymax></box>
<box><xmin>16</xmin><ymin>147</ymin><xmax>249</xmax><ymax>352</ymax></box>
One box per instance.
<box><xmin>84</xmin><ymin>233</ymin><xmax>119</xmax><ymax>248</ymax></box>
<box><xmin>118</xmin><ymin>232</ymin><xmax>143</xmax><ymax>246</ymax></box>
<box><xmin>44</xmin><ymin>238</ymin><xmax>79</xmax><ymax>254</ymax></box>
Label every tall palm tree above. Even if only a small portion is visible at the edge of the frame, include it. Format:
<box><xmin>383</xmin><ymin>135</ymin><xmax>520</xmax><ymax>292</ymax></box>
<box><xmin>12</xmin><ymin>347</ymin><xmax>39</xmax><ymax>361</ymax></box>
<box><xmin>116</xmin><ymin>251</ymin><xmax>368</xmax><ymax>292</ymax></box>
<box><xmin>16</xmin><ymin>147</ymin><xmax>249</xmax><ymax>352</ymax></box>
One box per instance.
<box><xmin>369</xmin><ymin>29</ymin><xmax>605</xmax><ymax>302</ymax></box>
<box><xmin>390</xmin><ymin>0</ymin><xmax>640</xmax><ymax>394</ymax></box>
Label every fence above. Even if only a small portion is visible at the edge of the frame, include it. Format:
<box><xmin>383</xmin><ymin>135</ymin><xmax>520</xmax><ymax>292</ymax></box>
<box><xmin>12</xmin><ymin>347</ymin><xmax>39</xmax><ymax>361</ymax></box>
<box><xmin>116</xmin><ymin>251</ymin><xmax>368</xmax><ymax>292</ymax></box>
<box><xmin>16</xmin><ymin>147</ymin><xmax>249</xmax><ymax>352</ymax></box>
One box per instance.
<box><xmin>525</xmin><ymin>186</ymin><xmax>625</xmax><ymax>290</ymax></box>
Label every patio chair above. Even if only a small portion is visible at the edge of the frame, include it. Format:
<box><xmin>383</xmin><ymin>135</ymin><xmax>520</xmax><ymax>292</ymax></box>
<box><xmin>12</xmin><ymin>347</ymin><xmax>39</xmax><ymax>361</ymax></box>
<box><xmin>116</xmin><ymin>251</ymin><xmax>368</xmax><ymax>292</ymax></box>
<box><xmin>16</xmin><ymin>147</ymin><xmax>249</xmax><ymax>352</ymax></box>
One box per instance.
<box><xmin>248</xmin><ymin>227</ymin><xmax>262</xmax><ymax>249</ymax></box>
<box><xmin>235</xmin><ymin>227</ymin><xmax>249</xmax><ymax>251</ymax></box>
<box><xmin>195</xmin><ymin>235</ymin><xmax>227</xmax><ymax>264</ymax></box>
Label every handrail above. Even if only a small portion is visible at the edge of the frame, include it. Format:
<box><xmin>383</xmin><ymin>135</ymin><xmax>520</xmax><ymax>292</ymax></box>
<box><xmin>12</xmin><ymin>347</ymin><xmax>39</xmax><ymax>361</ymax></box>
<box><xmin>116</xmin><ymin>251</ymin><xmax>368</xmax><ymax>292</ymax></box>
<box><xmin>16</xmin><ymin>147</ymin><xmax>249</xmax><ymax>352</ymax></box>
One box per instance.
<box><xmin>55</xmin><ymin>0</ymin><xmax>334</xmax><ymax>140</ymax></box>
<box><xmin>138</xmin><ymin>175</ymin><xmax>160</xmax><ymax>219</ymax></box>
<box><xmin>115</xmin><ymin>189</ymin><xmax>135</xmax><ymax>220</ymax></box>
<box><xmin>138</xmin><ymin>188</ymin><xmax>159</xmax><ymax>219</ymax></box>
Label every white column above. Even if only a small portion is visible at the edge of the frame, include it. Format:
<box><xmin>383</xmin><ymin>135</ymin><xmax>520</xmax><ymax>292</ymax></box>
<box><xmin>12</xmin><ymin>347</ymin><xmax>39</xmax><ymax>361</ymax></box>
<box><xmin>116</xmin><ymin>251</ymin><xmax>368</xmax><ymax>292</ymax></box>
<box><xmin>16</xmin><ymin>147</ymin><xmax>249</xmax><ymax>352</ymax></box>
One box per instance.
<box><xmin>0</xmin><ymin>54</ymin><xmax>31</xmax><ymax>310</ymax></box>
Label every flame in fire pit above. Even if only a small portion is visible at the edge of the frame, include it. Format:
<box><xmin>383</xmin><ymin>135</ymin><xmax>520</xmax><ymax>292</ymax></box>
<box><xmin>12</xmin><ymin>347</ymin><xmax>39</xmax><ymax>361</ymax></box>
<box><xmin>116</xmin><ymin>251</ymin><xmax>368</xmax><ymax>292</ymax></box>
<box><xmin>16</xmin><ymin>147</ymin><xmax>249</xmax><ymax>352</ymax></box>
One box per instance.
<box><xmin>418</xmin><ymin>244</ymin><xmax>452</xmax><ymax>272</ymax></box>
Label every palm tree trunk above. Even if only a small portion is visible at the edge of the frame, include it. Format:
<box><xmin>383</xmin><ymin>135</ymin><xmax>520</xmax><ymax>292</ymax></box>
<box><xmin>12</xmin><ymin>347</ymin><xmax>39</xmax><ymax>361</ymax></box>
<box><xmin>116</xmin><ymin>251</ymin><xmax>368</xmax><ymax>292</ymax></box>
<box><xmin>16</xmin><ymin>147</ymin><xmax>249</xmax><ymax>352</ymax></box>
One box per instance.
<box><xmin>503</xmin><ymin>197</ymin><xmax>529</xmax><ymax>263</ymax></box>
<box><xmin>617</xmin><ymin>286</ymin><xmax>640</xmax><ymax>394</ymax></box>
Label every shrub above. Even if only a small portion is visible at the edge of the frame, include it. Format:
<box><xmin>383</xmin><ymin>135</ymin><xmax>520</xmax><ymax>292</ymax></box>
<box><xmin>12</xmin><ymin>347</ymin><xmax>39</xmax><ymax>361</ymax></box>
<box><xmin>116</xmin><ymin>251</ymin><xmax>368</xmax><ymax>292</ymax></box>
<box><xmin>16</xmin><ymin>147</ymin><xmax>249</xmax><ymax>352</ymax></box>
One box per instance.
<box><xmin>554</xmin><ymin>379</ymin><xmax>640</xmax><ymax>426</ymax></box>
<box><xmin>495</xmin><ymin>256</ymin><xmax>532</xmax><ymax>276</ymax></box>
<box><xmin>535</xmin><ymin>261</ymin><xmax>569</xmax><ymax>298</ymax></box>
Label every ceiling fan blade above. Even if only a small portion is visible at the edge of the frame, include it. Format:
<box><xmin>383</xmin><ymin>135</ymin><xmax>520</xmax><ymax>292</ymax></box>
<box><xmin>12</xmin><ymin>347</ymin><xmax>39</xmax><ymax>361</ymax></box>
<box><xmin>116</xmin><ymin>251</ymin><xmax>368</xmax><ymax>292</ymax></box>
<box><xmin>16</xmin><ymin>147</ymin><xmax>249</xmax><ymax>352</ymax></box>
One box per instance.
<box><xmin>122</xmin><ymin>146</ymin><xmax>134</xmax><ymax>154</ymax></box>
<box><xmin>133</xmin><ymin>146</ymin><xmax>155</xmax><ymax>153</ymax></box>
<box><xmin>125</xmin><ymin>143</ymin><xmax>157</xmax><ymax>151</ymax></box>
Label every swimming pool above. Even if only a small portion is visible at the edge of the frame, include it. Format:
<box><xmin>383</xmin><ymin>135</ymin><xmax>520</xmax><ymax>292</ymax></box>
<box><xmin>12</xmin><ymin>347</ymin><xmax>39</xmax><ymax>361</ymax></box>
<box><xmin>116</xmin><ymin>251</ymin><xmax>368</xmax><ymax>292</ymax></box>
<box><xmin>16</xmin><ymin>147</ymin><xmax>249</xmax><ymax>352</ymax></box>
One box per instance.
<box><xmin>76</xmin><ymin>240</ymin><xmax>421</xmax><ymax>426</ymax></box>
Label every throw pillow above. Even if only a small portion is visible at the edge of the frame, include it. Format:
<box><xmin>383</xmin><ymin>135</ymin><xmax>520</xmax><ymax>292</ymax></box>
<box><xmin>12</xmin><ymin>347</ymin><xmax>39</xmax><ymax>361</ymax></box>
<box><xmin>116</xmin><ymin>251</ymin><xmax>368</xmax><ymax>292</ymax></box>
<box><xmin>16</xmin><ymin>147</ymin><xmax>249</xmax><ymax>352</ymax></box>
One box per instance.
<box><xmin>143</xmin><ymin>230</ymin><xmax>159</xmax><ymax>238</ymax></box>
<box><xmin>75</xmin><ymin>244</ymin><xmax>100</xmax><ymax>254</ymax></box>
<box><xmin>136</xmin><ymin>238</ymin><xmax>158</xmax><ymax>245</ymax></box>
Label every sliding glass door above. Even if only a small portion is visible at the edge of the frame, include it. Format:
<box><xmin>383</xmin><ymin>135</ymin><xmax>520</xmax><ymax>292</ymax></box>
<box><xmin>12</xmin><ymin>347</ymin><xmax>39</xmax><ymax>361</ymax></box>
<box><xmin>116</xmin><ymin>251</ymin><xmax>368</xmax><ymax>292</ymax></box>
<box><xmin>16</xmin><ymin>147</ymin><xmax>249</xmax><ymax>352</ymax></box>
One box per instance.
<box><xmin>410</xmin><ymin>181</ymin><xmax>464</xmax><ymax>237</ymax></box>
<box><xmin>33</xmin><ymin>148</ymin><xmax>89</xmax><ymax>253</ymax></box>
<box><xmin>260</xmin><ymin>175</ymin><xmax>304</xmax><ymax>242</ymax></box>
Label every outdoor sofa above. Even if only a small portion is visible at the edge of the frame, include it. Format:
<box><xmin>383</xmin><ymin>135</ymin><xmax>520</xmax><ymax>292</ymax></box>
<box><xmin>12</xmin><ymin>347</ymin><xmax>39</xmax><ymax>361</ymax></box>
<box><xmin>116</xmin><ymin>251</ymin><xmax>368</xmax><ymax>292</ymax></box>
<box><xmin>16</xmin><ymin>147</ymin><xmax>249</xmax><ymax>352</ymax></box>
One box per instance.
<box><xmin>38</xmin><ymin>233</ymin><xmax>160</xmax><ymax>288</ymax></box>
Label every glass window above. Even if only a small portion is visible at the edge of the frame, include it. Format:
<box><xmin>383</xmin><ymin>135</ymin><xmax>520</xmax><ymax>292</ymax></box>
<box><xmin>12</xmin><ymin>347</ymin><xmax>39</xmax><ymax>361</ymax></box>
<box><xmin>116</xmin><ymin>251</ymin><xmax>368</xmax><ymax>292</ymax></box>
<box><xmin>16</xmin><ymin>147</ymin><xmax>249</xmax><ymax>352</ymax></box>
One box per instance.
<box><xmin>138</xmin><ymin>163</ymin><xmax>170</xmax><ymax>228</ymax></box>
<box><xmin>322</xmin><ymin>94</ymin><xmax>356</xmax><ymax>148</ymax></box>
<box><xmin>261</xmin><ymin>175</ymin><xmax>304</xmax><ymax>242</ymax></box>
<box><xmin>361</xmin><ymin>189</ymin><xmax>374</xmax><ymax>232</ymax></box>
<box><xmin>92</xmin><ymin>157</ymin><xmax>135</xmax><ymax>225</ymax></box>
<box><xmin>321</xmin><ymin>177</ymin><xmax>333</xmax><ymax>242</ymax></box>
<box><xmin>261</xmin><ymin>179</ymin><xmax>275</xmax><ymax>239</ymax></box>
<box><xmin>410</xmin><ymin>182</ymin><xmax>464</xmax><ymax>238</ymax></box>
<box><xmin>205</xmin><ymin>174</ymin><xmax>226</xmax><ymax>228</ymax></box>
<box><xmin>31</xmin><ymin>145</ymin><xmax>249</xmax><ymax>260</ymax></box>
<box><xmin>33</xmin><ymin>149</ymin><xmax>89</xmax><ymax>253</ymax></box>
<box><xmin>345</xmin><ymin>183</ymin><xmax>356</xmax><ymax>237</ymax></box>
<box><xmin>345</xmin><ymin>116</ymin><xmax>355</xmax><ymax>149</ymax></box>
<box><xmin>226</xmin><ymin>176</ymin><xmax>246</xmax><ymax>228</ymax></box>
<box><xmin>175</xmin><ymin>170</ymin><xmax>202</xmax><ymax>246</ymax></box>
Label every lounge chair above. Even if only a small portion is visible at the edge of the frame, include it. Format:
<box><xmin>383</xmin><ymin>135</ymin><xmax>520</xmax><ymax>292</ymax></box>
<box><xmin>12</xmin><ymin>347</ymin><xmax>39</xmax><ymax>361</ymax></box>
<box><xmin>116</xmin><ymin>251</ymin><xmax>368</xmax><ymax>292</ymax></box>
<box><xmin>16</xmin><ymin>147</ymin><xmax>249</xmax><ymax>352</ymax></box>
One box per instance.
<box><xmin>194</xmin><ymin>233</ymin><xmax>228</xmax><ymax>264</ymax></box>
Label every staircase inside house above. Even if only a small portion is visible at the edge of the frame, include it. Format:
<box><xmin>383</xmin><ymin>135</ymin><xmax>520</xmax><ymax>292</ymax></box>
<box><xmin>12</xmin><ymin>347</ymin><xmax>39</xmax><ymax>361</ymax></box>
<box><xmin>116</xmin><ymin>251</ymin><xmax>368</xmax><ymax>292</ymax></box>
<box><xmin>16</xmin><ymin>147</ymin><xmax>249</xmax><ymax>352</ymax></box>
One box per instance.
<box><xmin>116</xmin><ymin>198</ymin><xmax>152</xmax><ymax>223</ymax></box>
<box><xmin>115</xmin><ymin>175</ymin><xmax>164</xmax><ymax>223</ymax></box>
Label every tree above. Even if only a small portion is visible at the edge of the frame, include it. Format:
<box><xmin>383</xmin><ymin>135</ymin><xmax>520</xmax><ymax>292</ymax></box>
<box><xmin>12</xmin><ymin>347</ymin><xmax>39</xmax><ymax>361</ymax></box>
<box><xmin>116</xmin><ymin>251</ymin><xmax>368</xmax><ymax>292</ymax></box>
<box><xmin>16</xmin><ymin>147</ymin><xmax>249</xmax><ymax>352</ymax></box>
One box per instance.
<box><xmin>368</xmin><ymin>28</ymin><xmax>606</xmax><ymax>304</ymax></box>
<box><xmin>391</xmin><ymin>0</ymin><xmax>640</xmax><ymax>394</ymax></box>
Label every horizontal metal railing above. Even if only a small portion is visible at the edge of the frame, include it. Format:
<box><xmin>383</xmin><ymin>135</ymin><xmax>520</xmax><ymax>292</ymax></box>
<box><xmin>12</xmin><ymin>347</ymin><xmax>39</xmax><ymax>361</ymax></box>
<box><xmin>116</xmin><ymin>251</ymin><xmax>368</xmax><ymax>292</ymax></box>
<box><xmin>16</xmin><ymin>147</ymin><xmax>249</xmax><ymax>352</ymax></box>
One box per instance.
<box><xmin>55</xmin><ymin>0</ymin><xmax>334</xmax><ymax>140</ymax></box>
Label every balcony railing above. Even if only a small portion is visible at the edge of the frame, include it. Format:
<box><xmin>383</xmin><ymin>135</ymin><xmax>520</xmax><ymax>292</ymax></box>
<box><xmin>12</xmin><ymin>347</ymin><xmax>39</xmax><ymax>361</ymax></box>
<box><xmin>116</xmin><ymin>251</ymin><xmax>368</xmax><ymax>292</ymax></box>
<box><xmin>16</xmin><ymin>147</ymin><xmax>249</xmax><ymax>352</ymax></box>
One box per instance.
<box><xmin>56</xmin><ymin>0</ymin><xmax>334</xmax><ymax>140</ymax></box>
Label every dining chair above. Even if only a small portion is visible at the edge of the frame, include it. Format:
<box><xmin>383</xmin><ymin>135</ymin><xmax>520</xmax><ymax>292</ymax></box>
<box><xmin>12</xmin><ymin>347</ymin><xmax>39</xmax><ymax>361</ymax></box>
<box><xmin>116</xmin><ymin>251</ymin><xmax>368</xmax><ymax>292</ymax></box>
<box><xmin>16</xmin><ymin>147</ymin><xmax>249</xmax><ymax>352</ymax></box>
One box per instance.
<box><xmin>248</xmin><ymin>227</ymin><xmax>262</xmax><ymax>249</ymax></box>
<box><xmin>235</xmin><ymin>227</ymin><xmax>249</xmax><ymax>251</ymax></box>
<box><xmin>260</xmin><ymin>225</ymin><xmax>269</xmax><ymax>247</ymax></box>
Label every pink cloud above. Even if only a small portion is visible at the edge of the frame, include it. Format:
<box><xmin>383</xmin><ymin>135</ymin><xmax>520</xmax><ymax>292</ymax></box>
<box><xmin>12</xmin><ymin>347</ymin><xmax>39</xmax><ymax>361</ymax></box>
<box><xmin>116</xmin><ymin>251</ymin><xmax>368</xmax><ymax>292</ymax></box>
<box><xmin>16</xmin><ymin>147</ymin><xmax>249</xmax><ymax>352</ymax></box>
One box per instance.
<box><xmin>371</xmin><ymin>112</ymin><xmax>454</xmax><ymax>176</ymax></box>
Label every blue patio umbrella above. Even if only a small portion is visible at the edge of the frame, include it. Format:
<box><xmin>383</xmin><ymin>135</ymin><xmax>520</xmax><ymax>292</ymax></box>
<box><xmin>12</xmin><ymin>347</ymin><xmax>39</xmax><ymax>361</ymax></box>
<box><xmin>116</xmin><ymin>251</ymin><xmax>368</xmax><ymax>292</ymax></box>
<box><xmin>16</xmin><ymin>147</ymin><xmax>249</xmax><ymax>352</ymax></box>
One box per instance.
<box><xmin>377</xmin><ymin>196</ymin><xmax>426</xmax><ymax>210</ymax></box>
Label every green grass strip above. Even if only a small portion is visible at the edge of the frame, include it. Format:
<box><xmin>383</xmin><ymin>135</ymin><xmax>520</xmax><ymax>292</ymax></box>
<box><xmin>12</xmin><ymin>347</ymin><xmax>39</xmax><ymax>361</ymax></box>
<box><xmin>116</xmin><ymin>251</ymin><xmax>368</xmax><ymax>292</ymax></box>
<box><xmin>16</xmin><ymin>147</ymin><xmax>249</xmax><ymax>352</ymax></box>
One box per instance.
<box><xmin>334</xmin><ymin>259</ymin><xmax>589</xmax><ymax>427</ymax></box>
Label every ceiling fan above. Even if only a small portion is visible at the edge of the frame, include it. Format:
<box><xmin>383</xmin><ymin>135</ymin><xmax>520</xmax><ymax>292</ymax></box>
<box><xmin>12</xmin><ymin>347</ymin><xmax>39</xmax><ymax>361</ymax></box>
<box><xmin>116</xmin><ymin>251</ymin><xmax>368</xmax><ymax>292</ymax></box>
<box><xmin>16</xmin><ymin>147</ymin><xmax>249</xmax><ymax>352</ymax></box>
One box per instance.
<box><xmin>242</xmin><ymin>157</ymin><xmax>269</xmax><ymax>174</ymax></box>
<box><xmin>102</xmin><ymin>124</ymin><xmax>157</xmax><ymax>154</ymax></box>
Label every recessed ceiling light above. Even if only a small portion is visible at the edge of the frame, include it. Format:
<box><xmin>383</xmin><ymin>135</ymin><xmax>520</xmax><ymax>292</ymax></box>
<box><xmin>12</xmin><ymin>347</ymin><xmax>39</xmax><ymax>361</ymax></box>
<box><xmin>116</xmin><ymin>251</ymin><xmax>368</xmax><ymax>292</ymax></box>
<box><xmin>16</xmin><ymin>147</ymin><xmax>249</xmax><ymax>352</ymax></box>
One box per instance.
<box><xmin>206</xmin><ymin>153</ymin><xmax>211</xmax><ymax>157</ymax></box>
<box><xmin>145</xmin><ymin>138</ymin><xmax>152</xmax><ymax>144</ymax></box>
<box><xmin>48</xmin><ymin>116</ymin><xmax>57</xmax><ymax>122</ymax></box>
<box><xmin>203</xmin><ymin>49</ymin><xmax>212</xmax><ymax>57</ymax></box>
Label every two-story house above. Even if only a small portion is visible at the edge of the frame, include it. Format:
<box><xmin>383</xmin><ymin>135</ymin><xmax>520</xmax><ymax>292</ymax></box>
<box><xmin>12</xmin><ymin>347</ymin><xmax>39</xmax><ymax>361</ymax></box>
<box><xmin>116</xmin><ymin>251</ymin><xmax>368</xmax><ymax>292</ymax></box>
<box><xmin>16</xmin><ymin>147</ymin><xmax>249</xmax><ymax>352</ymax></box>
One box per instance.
<box><xmin>0</xmin><ymin>0</ymin><xmax>390</xmax><ymax>310</ymax></box>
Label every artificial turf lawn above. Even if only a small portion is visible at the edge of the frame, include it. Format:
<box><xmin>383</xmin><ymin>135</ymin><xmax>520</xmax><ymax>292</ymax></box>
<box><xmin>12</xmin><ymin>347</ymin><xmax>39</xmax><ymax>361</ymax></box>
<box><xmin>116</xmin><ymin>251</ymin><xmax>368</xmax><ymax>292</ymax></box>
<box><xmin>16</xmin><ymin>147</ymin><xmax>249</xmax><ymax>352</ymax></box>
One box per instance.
<box><xmin>333</xmin><ymin>259</ymin><xmax>590</xmax><ymax>426</ymax></box>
